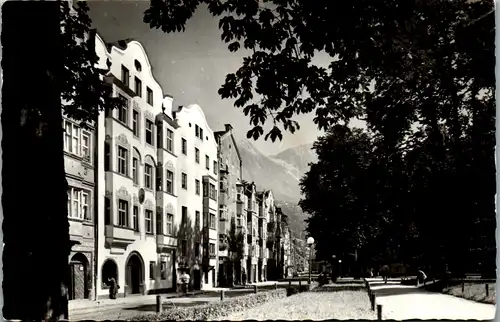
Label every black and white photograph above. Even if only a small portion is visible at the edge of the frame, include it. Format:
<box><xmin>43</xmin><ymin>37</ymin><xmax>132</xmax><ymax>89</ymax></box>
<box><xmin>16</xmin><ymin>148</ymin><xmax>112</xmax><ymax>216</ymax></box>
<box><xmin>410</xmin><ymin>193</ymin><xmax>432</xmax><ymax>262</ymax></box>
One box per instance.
<box><xmin>0</xmin><ymin>0</ymin><xmax>497</xmax><ymax>320</ymax></box>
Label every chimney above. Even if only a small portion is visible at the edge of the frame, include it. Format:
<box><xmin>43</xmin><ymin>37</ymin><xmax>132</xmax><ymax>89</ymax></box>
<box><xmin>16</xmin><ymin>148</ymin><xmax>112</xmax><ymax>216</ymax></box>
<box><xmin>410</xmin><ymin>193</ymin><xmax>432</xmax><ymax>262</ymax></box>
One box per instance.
<box><xmin>162</xmin><ymin>94</ymin><xmax>174</xmax><ymax>116</ymax></box>
<box><xmin>224</xmin><ymin>124</ymin><xmax>233</xmax><ymax>132</ymax></box>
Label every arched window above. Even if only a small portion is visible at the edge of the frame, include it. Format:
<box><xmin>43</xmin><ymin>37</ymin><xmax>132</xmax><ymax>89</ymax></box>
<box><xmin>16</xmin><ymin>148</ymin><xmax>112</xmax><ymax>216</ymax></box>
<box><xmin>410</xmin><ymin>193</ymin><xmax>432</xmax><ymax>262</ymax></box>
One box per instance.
<box><xmin>101</xmin><ymin>259</ymin><xmax>118</xmax><ymax>289</ymax></box>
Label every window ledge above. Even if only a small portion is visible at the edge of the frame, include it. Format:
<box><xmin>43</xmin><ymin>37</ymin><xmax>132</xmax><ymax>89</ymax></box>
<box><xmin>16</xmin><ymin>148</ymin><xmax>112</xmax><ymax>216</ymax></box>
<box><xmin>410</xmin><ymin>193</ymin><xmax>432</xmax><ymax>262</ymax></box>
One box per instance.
<box><xmin>145</xmin><ymin>142</ymin><xmax>155</xmax><ymax>149</ymax></box>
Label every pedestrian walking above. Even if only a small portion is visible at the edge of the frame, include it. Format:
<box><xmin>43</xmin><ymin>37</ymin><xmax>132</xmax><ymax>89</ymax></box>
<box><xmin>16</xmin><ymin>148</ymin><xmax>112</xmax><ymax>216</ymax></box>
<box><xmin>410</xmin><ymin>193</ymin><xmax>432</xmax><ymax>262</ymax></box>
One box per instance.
<box><xmin>242</xmin><ymin>268</ymin><xmax>247</xmax><ymax>286</ymax></box>
<box><xmin>108</xmin><ymin>277</ymin><xmax>119</xmax><ymax>299</ymax></box>
<box><xmin>380</xmin><ymin>265</ymin><xmax>390</xmax><ymax>284</ymax></box>
<box><xmin>370</xmin><ymin>268</ymin><xmax>374</xmax><ymax>278</ymax></box>
<box><xmin>180</xmin><ymin>270</ymin><xmax>190</xmax><ymax>295</ymax></box>
<box><xmin>417</xmin><ymin>269</ymin><xmax>427</xmax><ymax>286</ymax></box>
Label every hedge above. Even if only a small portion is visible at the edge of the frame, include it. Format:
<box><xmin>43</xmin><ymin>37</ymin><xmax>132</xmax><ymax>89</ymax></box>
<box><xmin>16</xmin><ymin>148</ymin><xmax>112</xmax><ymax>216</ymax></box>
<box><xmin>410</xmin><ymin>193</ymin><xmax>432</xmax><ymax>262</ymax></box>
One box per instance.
<box><xmin>127</xmin><ymin>288</ymin><xmax>287</xmax><ymax>321</ymax></box>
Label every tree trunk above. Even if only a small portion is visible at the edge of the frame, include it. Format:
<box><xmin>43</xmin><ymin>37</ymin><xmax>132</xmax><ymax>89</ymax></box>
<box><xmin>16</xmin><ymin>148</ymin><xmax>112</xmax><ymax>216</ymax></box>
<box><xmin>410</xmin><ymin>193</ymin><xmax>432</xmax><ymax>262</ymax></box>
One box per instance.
<box><xmin>2</xmin><ymin>2</ymin><xmax>70</xmax><ymax>320</ymax></box>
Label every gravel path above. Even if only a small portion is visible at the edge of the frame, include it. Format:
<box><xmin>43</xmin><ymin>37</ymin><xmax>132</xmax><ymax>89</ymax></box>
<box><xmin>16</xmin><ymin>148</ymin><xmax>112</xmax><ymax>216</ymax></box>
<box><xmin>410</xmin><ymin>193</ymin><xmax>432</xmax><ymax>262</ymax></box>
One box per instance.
<box><xmin>370</xmin><ymin>282</ymin><xmax>496</xmax><ymax>320</ymax></box>
<box><xmin>219</xmin><ymin>291</ymin><xmax>377</xmax><ymax>321</ymax></box>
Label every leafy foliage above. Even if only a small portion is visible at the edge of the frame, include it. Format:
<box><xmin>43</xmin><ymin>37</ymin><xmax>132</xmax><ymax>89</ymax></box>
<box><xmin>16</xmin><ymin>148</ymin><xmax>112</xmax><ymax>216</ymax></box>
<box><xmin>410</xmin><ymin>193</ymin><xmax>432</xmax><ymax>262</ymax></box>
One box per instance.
<box><xmin>60</xmin><ymin>1</ymin><xmax>121</xmax><ymax>125</ymax></box>
<box><xmin>144</xmin><ymin>0</ymin><xmax>493</xmax><ymax>142</ymax></box>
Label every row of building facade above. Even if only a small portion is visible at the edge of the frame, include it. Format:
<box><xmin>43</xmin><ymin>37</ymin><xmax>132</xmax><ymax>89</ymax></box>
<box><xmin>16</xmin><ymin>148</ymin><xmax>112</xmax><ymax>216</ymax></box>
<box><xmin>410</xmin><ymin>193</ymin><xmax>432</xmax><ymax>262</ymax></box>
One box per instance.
<box><xmin>65</xmin><ymin>32</ymin><xmax>292</xmax><ymax>301</ymax></box>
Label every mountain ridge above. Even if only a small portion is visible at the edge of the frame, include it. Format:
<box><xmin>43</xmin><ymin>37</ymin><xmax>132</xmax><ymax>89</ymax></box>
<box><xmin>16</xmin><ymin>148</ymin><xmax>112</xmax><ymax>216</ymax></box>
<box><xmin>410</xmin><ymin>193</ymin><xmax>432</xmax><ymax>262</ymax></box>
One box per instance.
<box><xmin>235</xmin><ymin>136</ymin><xmax>317</xmax><ymax>238</ymax></box>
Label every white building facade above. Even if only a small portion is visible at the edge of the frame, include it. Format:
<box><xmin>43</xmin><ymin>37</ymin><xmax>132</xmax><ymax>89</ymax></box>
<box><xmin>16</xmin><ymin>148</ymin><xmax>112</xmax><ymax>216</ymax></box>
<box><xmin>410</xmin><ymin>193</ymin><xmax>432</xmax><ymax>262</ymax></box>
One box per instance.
<box><xmin>92</xmin><ymin>34</ymin><xmax>223</xmax><ymax>298</ymax></box>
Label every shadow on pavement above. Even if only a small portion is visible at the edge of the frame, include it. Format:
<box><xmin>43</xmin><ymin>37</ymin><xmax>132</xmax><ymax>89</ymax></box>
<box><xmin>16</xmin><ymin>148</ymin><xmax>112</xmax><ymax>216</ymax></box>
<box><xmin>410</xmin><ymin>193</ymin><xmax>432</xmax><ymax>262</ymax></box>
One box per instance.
<box><xmin>372</xmin><ymin>285</ymin><xmax>431</xmax><ymax>298</ymax></box>
<box><xmin>124</xmin><ymin>300</ymin><xmax>211</xmax><ymax>312</ymax></box>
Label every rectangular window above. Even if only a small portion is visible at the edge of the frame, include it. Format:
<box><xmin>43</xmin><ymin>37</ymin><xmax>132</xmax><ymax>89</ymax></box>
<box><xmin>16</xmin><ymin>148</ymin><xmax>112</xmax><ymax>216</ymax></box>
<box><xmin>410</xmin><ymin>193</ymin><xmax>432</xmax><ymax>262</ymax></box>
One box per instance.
<box><xmin>105</xmin><ymin>197</ymin><xmax>111</xmax><ymax>225</ymax></box>
<box><xmin>195</xmin><ymin>124</ymin><xmax>199</xmax><ymax>138</ymax></box>
<box><xmin>200</xmin><ymin>128</ymin><xmax>204</xmax><ymax>141</ymax></box>
<box><xmin>195</xmin><ymin>179</ymin><xmax>200</xmax><ymax>195</ymax></box>
<box><xmin>156</xmin><ymin>212</ymin><xmax>163</xmax><ymax>235</ymax></box>
<box><xmin>132</xmin><ymin>158</ymin><xmax>138</xmax><ymax>184</ymax></box>
<box><xmin>118</xmin><ymin>94</ymin><xmax>128</xmax><ymax>124</ymax></box>
<box><xmin>121</xmin><ymin>65</ymin><xmax>129</xmax><ymax>86</ymax></box>
<box><xmin>205</xmin><ymin>155</ymin><xmax>210</xmax><ymax>170</ymax></box>
<box><xmin>149</xmin><ymin>261</ymin><xmax>155</xmax><ymax>280</ymax></box>
<box><xmin>157</xmin><ymin>126</ymin><xmax>162</xmax><ymax>149</ymax></box>
<box><xmin>117</xmin><ymin>146</ymin><xmax>128</xmax><ymax>176</ymax></box>
<box><xmin>203</xmin><ymin>182</ymin><xmax>208</xmax><ymax>197</ymax></box>
<box><xmin>237</xmin><ymin>218</ymin><xmax>241</xmax><ymax>226</ymax></box>
<box><xmin>195</xmin><ymin>148</ymin><xmax>200</xmax><ymax>163</ymax></box>
<box><xmin>72</xmin><ymin>189</ymin><xmax>80</xmax><ymax>219</ymax></box>
<box><xmin>213</xmin><ymin>161</ymin><xmax>217</xmax><ymax>175</ymax></box>
<box><xmin>145</xmin><ymin>164</ymin><xmax>153</xmax><ymax>189</ymax></box>
<box><xmin>145</xmin><ymin>210</ymin><xmax>153</xmax><ymax>233</ymax></box>
<box><xmin>166</xmin><ymin>129</ymin><xmax>173</xmax><ymax>152</ymax></box>
<box><xmin>147</xmin><ymin>87</ymin><xmax>153</xmax><ymax>105</ymax></box>
<box><xmin>182</xmin><ymin>138</ymin><xmax>187</xmax><ymax>155</ymax></box>
<box><xmin>160</xmin><ymin>261</ymin><xmax>167</xmax><ymax>280</ymax></box>
<box><xmin>118</xmin><ymin>199</ymin><xmax>128</xmax><ymax>227</ymax></box>
<box><xmin>132</xmin><ymin>110</ymin><xmax>139</xmax><ymax>137</ymax></box>
<box><xmin>209</xmin><ymin>184</ymin><xmax>216</xmax><ymax>200</ymax></box>
<box><xmin>182</xmin><ymin>206</ymin><xmax>187</xmax><ymax>226</ymax></box>
<box><xmin>68</xmin><ymin>187</ymin><xmax>90</xmax><ymax>220</ymax></box>
<box><xmin>104</xmin><ymin>142</ymin><xmax>110</xmax><ymax>171</ymax></box>
<box><xmin>145</xmin><ymin>119</ymin><xmax>154</xmax><ymax>145</ymax></box>
<box><xmin>135</xmin><ymin>76</ymin><xmax>142</xmax><ymax>97</ymax></box>
<box><xmin>133</xmin><ymin>206</ymin><xmax>139</xmax><ymax>232</ymax></box>
<box><xmin>81</xmin><ymin>131</ymin><xmax>91</xmax><ymax>161</ymax></box>
<box><xmin>203</xmin><ymin>212</ymin><xmax>208</xmax><ymax>228</ymax></box>
<box><xmin>81</xmin><ymin>191</ymin><xmax>90</xmax><ymax>220</ymax></box>
<box><xmin>181</xmin><ymin>173</ymin><xmax>187</xmax><ymax>190</ymax></box>
<box><xmin>210</xmin><ymin>213</ymin><xmax>216</xmax><ymax>230</ymax></box>
<box><xmin>195</xmin><ymin>211</ymin><xmax>200</xmax><ymax>229</ymax></box>
<box><xmin>181</xmin><ymin>240</ymin><xmax>187</xmax><ymax>257</ymax></box>
<box><xmin>166</xmin><ymin>170</ymin><xmax>174</xmax><ymax>194</ymax></box>
<box><xmin>64</xmin><ymin>121</ymin><xmax>72</xmax><ymax>152</ymax></box>
<box><xmin>195</xmin><ymin>242</ymin><xmax>200</xmax><ymax>257</ymax></box>
<box><xmin>166</xmin><ymin>213</ymin><xmax>173</xmax><ymax>235</ymax></box>
<box><xmin>209</xmin><ymin>243</ymin><xmax>216</xmax><ymax>256</ymax></box>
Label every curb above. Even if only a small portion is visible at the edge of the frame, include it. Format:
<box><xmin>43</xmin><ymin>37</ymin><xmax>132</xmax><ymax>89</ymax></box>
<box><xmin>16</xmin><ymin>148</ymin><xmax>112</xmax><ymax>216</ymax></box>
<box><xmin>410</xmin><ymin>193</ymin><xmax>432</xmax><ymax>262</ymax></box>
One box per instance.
<box><xmin>69</xmin><ymin>290</ymin><xmax>213</xmax><ymax>315</ymax></box>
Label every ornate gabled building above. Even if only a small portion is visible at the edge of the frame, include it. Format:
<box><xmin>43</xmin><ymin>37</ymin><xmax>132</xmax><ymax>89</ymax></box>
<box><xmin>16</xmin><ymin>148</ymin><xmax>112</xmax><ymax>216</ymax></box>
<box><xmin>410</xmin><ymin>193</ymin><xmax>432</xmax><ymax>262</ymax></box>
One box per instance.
<box><xmin>214</xmin><ymin>124</ymin><xmax>243</xmax><ymax>286</ymax></box>
<box><xmin>92</xmin><ymin>34</ymin><xmax>219</xmax><ymax>300</ymax></box>
<box><xmin>171</xmin><ymin>103</ymin><xmax>219</xmax><ymax>289</ymax></box>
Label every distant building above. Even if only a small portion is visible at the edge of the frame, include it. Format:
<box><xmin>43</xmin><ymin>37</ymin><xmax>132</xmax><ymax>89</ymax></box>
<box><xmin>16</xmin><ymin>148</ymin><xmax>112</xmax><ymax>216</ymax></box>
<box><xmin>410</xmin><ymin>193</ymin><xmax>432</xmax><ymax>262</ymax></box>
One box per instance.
<box><xmin>214</xmin><ymin>124</ymin><xmax>243</xmax><ymax>286</ymax></box>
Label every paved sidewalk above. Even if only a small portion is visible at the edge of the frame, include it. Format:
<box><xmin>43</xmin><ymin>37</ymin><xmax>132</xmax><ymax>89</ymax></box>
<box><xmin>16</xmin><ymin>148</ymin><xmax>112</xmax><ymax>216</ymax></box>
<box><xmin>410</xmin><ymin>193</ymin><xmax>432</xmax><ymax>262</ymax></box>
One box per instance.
<box><xmin>368</xmin><ymin>280</ymin><xmax>496</xmax><ymax>320</ymax></box>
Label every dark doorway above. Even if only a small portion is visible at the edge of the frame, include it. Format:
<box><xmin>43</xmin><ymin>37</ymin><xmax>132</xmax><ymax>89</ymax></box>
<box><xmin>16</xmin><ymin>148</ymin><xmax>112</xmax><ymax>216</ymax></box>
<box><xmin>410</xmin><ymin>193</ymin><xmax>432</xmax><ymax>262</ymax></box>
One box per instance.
<box><xmin>193</xmin><ymin>269</ymin><xmax>201</xmax><ymax>290</ymax></box>
<box><xmin>126</xmin><ymin>254</ymin><xmax>143</xmax><ymax>294</ymax></box>
<box><xmin>69</xmin><ymin>253</ymin><xmax>89</xmax><ymax>300</ymax></box>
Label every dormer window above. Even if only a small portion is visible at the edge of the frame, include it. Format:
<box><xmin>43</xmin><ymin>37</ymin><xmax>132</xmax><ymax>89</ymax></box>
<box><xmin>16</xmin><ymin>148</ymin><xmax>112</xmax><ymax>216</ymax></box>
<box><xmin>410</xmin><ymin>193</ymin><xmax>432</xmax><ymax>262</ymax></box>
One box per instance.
<box><xmin>135</xmin><ymin>77</ymin><xmax>142</xmax><ymax>97</ymax></box>
<box><xmin>134</xmin><ymin>59</ymin><xmax>142</xmax><ymax>72</ymax></box>
<box><xmin>147</xmin><ymin>87</ymin><xmax>153</xmax><ymax>105</ymax></box>
<box><xmin>121</xmin><ymin>65</ymin><xmax>129</xmax><ymax>86</ymax></box>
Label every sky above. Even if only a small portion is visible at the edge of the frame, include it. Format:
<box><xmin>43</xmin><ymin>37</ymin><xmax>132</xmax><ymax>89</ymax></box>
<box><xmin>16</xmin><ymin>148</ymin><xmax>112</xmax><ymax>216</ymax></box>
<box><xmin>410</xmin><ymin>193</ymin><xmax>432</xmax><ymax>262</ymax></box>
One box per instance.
<box><xmin>87</xmin><ymin>1</ymin><xmax>328</xmax><ymax>156</ymax></box>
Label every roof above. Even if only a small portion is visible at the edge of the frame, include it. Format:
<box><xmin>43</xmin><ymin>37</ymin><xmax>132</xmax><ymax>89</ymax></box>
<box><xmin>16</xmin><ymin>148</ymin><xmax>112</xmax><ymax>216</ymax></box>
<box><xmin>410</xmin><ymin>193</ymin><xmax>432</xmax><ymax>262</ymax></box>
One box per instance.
<box><xmin>215</xmin><ymin>128</ymin><xmax>242</xmax><ymax>163</ymax></box>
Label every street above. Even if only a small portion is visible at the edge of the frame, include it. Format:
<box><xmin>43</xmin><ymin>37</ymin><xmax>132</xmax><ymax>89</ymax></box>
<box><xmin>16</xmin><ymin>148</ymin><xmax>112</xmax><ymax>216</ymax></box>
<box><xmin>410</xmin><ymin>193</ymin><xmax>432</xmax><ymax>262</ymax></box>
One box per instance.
<box><xmin>367</xmin><ymin>279</ymin><xmax>496</xmax><ymax>320</ymax></box>
<box><xmin>69</xmin><ymin>282</ymin><xmax>290</xmax><ymax>321</ymax></box>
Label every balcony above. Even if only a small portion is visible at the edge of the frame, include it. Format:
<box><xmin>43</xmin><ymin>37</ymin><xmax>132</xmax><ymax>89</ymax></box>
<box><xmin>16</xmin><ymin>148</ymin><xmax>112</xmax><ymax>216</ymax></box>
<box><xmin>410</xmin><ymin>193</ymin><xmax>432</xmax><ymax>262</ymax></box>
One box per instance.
<box><xmin>220</xmin><ymin>163</ymin><xmax>229</xmax><ymax>174</ymax></box>
<box><xmin>236</xmin><ymin>203</ymin><xmax>243</xmax><ymax>215</ymax></box>
<box><xmin>156</xmin><ymin>234</ymin><xmax>178</xmax><ymax>253</ymax></box>
<box><xmin>105</xmin><ymin>225</ymin><xmax>136</xmax><ymax>254</ymax></box>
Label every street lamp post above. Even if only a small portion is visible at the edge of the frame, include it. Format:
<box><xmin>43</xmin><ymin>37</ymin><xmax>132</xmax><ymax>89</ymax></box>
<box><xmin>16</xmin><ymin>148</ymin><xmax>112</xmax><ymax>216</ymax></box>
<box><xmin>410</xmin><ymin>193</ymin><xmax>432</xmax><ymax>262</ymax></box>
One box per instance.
<box><xmin>339</xmin><ymin>260</ymin><xmax>342</xmax><ymax>278</ymax></box>
<box><xmin>307</xmin><ymin>237</ymin><xmax>314</xmax><ymax>285</ymax></box>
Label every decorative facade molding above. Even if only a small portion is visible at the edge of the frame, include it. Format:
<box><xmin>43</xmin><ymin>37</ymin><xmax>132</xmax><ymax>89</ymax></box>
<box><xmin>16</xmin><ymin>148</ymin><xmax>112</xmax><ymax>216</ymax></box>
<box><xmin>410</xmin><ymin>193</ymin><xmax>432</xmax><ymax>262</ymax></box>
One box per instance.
<box><xmin>144</xmin><ymin>110</ymin><xmax>154</xmax><ymax>121</ymax></box>
<box><xmin>144</xmin><ymin>199</ymin><xmax>154</xmax><ymax>210</ymax></box>
<box><xmin>116</xmin><ymin>134</ymin><xmax>130</xmax><ymax>148</ymax></box>
<box><xmin>116</xmin><ymin>186</ymin><xmax>131</xmax><ymax>201</ymax></box>
<box><xmin>165</xmin><ymin>160</ymin><xmax>174</xmax><ymax>171</ymax></box>
<box><xmin>133</xmin><ymin>195</ymin><xmax>139</xmax><ymax>205</ymax></box>
<box><xmin>166</xmin><ymin>203</ymin><xmax>175</xmax><ymax>214</ymax></box>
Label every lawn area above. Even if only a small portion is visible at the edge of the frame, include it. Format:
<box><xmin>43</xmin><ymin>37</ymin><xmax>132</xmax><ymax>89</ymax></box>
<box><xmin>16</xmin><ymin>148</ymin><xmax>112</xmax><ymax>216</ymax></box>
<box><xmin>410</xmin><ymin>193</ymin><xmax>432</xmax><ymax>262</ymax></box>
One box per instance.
<box><xmin>218</xmin><ymin>290</ymin><xmax>377</xmax><ymax>320</ymax></box>
<box><xmin>444</xmin><ymin>283</ymin><xmax>496</xmax><ymax>304</ymax></box>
